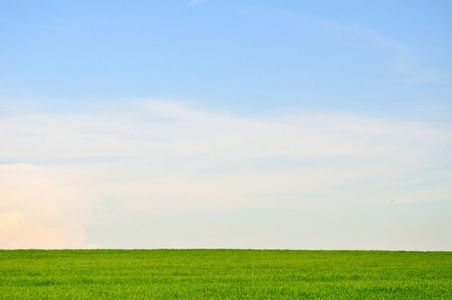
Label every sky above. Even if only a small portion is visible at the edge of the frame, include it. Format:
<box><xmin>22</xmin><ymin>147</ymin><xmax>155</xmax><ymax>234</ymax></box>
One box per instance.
<box><xmin>0</xmin><ymin>0</ymin><xmax>451</xmax><ymax>250</ymax></box>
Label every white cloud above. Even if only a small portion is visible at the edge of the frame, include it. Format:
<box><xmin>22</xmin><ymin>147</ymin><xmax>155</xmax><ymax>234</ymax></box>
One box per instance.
<box><xmin>0</xmin><ymin>164</ymin><xmax>95</xmax><ymax>249</ymax></box>
<box><xmin>0</xmin><ymin>212</ymin><xmax>85</xmax><ymax>249</ymax></box>
<box><xmin>0</xmin><ymin>99</ymin><xmax>451</xmax><ymax>249</ymax></box>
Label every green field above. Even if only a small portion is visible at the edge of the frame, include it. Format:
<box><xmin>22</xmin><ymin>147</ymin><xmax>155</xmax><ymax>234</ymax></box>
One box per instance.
<box><xmin>0</xmin><ymin>250</ymin><xmax>450</xmax><ymax>299</ymax></box>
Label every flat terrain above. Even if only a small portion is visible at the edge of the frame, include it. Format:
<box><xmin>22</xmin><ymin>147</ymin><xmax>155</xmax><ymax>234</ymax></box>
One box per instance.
<box><xmin>0</xmin><ymin>250</ymin><xmax>450</xmax><ymax>299</ymax></box>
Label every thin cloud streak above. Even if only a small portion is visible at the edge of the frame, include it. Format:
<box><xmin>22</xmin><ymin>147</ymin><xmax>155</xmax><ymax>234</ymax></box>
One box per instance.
<box><xmin>187</xmin><ymin>0</ymin><xmax>207</xmax><ymax>6</ymax></box>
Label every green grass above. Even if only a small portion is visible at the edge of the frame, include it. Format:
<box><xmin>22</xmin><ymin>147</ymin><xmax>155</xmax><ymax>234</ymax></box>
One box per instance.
<box><xmin>0</xmin><ymin>250</ymin><xmax>451</xmax><ymax>299</ymax></box>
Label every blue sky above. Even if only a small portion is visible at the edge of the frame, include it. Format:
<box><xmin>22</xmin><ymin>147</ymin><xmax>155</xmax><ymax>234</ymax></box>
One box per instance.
<box><xmin>2</xmin><ymin>0</ymin><xmax>451</xmax><ymax>117</ymax></box>
<box><xmin>0</xmin><ymin>1</ymin><xmax>451</xmax><ymax>250</ymax></box>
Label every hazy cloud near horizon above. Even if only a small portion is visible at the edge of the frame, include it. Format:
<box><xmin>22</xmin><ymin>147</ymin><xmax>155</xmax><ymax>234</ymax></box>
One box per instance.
<box><xmin>1</xmin><ymin>100</ymin><xmax>451</xmax><ymax>250</ymax></box>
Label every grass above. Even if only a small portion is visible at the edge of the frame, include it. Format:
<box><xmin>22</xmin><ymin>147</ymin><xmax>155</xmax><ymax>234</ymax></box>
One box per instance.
<box><xmin>0</xmin><ymin>249</ymin><xmax>451</xmax><ymax>299</ymax></box>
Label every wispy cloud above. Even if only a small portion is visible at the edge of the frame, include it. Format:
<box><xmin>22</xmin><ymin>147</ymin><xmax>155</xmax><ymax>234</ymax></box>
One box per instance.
<box><xmin>187</xmin><ymin>0</ymin><xmax>207</xmax><ymax>6</ymax></box>
<box><xmin>1</xmin><ymin>100</ymin><xmax>451</xmax><ymax>249</ymax></box>
<box><xmin>323</xmin><ymin>22</ymin><xmax>444</xmax><ymax>83</ymax></box>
